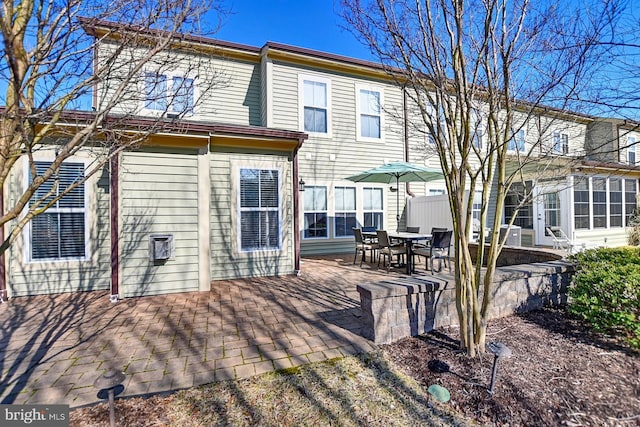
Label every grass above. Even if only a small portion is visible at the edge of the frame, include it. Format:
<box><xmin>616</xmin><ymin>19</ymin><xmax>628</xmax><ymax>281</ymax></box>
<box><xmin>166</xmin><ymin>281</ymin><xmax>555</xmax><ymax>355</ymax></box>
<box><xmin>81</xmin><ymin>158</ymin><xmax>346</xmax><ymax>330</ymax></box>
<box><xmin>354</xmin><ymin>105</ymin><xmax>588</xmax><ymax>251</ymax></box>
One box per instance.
<box><xmin>71</xmin><ymin>352</ymin><xmax>472</xmax><ymax>427</ymax></box>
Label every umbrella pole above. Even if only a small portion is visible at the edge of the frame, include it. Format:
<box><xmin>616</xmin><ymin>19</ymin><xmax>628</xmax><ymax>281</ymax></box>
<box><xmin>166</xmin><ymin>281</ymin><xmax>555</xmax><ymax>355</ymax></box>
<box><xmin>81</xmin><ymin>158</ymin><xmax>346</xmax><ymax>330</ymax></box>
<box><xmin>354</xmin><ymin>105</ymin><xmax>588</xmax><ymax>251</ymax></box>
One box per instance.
<box><xmin>396</xmin><ymin>176</ymin><xmax>400</xmax><ymax>231</ymax></box>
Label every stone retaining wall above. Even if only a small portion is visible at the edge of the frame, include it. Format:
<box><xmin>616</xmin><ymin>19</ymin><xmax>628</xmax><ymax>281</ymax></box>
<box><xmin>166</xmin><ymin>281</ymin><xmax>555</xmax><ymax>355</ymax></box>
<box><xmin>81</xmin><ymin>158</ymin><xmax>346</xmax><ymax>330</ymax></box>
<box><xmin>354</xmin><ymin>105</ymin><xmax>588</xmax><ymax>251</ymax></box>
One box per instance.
<box><xmin>357</xmin><ymin>260</ymin><xmax>574</xmax><ymax>344</ymax></box>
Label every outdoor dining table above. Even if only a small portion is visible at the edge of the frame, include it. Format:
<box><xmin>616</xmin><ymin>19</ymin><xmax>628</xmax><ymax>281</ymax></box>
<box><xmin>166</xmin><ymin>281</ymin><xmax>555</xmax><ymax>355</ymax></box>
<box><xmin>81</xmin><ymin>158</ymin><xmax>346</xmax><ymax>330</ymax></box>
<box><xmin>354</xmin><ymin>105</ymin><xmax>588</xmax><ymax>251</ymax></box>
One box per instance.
<box><xmin>387</xmin><ymin>232</ymin><xmax>432</xmax><ymax>275</ymax></box>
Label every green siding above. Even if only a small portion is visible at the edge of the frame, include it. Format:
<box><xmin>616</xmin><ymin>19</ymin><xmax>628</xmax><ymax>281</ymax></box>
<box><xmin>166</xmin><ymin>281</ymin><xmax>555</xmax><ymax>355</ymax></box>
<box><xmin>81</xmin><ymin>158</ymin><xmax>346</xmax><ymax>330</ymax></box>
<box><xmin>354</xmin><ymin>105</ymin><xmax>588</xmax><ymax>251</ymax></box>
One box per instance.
<box><xmin>120</xmin><ymin>148</ymin><xmax>200</xmax><ymax>297</ymax></box>
<box><xmin>210</xmin><ymin>150</ymin><xmax>294</xmax><ymax>280</ymax></box>
<box><xmin>7</xmin><ymin>154</ymin><xmax>111</xmax><ymax>297</ymax></box>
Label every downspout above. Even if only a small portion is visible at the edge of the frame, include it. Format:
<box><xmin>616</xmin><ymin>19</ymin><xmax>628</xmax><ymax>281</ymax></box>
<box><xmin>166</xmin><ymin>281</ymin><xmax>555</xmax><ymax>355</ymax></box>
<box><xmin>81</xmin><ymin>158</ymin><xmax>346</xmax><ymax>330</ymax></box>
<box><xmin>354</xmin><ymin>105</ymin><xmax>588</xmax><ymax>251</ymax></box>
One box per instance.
<box><xmin>293</xmin><ymin>137</ymin><xmax>304</xmax><ymax>274</ymax></box>
<box><xmin>403</xmin><ymin>88</ymin><xmax>415</xmax><ymax>198</ymax></box>
<box><xmin>110</xmin><ymin>151</ymin><xmax>120</xmax><ymax>302</ymax></box>
<box><xmin>0</xmin><ymin>183</ymin><xmax>5</xmax><ymax>302</ymax></box>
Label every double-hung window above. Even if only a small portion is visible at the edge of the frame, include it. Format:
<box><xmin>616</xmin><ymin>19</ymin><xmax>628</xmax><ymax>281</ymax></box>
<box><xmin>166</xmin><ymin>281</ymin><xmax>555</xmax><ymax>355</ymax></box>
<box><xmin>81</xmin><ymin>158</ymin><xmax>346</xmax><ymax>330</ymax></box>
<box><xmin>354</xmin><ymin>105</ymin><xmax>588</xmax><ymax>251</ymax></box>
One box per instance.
<box><xmin>363</xmin><ymin>187</ymin><xmax>383</xmax><ymax>229</ymax></box>
<box><xmin>144</xmin><ymin>72</ymin><xmax>194</xmax><ymax>114</ymax></box>
<box><xmin>508</xmin><ymin>129</ymin><xmax>525</xmax><ymax>152</ymax></box>
<box><xmin>471</xmin><ymin>109</ymin><xmax>483</xmax><ymax>149</ymax></box>
<box><xmin>357</xmin><ymin>85</ymin><xmax>382</xmax><ymax>140</ymax></box>
<box><xmin>504</xmin><ymin>182</ymin><xmax>533</xmax><ymax>229</ymax></box>
<box><xmin>334</xmin><ymin>187</ymin><xmax>357</xmax><ymax>237</ymax></box>
<box><xmin>300</xmin><ymin>76</ymin><xmax>330</xmax><ymax>134</ymax></box>
<box><xmin>239</xmin><ymin>169</ymin><xmax>280</xmax><ymax>251</ymax></box>
<box><xmin>628</xmin><ymin>136</ymin><xmax>636</xmax><ymax>165</ymax></box>
<box><xmin>553</xmin><ymin>132</ymin><xmax>569</xmax><ymax>154</ymax></box>
<box><xmin>29</xmin><ymin>161</ymin><xmax>87</xmax><ymax>261</ymax></box>
<box><xmin>304</xmin><ymin>186</ymin><xmax>328</xmax><ymax>238</ymax></box>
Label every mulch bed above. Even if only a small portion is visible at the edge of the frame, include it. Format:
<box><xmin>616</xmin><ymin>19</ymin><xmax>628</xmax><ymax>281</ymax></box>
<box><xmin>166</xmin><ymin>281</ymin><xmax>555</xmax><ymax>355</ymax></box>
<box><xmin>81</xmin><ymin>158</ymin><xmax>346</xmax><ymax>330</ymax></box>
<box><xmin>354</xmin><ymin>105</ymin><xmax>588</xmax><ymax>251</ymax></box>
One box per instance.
<box><xmin>381</xmin><ymin>307</ymin><xmax>640</xmax><ymax>426</ymax></box>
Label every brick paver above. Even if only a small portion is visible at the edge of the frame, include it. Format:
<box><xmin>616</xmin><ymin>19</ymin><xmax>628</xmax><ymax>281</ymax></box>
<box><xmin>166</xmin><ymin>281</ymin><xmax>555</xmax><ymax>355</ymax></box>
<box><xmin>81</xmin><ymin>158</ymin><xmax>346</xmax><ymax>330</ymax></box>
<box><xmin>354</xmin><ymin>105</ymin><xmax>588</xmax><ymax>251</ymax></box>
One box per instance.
<box><xmin>0</xmin><ymin>255</ymin><xmax>396</xmax><ymax>408</ymax></box>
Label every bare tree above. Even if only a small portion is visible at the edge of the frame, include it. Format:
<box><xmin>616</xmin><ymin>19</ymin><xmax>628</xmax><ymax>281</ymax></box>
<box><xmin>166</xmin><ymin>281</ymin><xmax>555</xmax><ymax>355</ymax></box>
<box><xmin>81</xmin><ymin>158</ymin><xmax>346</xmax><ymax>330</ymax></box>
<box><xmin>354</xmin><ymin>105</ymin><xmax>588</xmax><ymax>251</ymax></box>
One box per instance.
<box><xmin>0</xmin><ymin>0</ymin><xmax>227</xmax><ymax>254</ymax></box>
<box><xmin>342</xmin><ymin>0</ymin><xmax>620</xmax><ymax>356</ymax></box>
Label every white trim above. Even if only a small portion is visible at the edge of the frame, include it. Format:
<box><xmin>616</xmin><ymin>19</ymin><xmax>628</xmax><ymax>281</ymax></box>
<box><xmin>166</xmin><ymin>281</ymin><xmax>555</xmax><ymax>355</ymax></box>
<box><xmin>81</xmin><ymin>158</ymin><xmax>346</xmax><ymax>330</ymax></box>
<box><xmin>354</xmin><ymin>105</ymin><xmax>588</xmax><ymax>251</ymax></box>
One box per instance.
<box><xmin>355</xmin><ymin>83</ymin><xmax>384</xmax><ymax>142</ymax></box>
<box><xmin>298</xmin><ymin>73</ymin><xmax>332</xmax><ymax>137</ymax></box>
<box><xmin>234</xmin><ymin>164</ymin><xmax>283</xmax><ymax>253</ymax></box>
<box><xmin>140</xmin><ymin>69</ymin><xmax>199</xmax><ymax>117</ymax></box>
<box><xmin>197</xmin><ymin>146</ymin><xmax>211</xmax><ymax>292</ymax></box>
<box><xmin>22</xmin><ymin>156</ymin><xmax>90</xmax><ymax>263</ymax></box>
<box><xmin>333</xmin><ymin>185</ymin><xmax>357</xmax><ymax>239</ymax></box>
<box><xmin>264</xmin><ymin>57</ymin><xmax>274</xmax><ymax>127</ymax></box>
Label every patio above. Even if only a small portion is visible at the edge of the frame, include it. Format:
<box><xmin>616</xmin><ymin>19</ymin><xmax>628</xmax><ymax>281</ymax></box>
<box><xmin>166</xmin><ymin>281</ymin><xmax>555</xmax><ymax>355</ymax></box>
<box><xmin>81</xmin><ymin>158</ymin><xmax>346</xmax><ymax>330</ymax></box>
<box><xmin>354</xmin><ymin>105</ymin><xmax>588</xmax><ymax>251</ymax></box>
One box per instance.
<box><xmin>0</xmin><ymin>255</ymin><xmax>419</xmax><ymax>408</ymax></box>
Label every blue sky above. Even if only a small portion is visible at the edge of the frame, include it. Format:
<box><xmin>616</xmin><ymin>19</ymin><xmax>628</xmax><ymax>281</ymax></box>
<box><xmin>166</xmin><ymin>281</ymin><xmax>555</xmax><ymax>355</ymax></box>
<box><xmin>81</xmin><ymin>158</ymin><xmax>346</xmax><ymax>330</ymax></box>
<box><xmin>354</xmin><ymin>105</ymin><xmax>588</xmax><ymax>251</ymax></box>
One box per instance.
<box><xmin>213</xmin><ymin>0</ymin><xmax>374</xmax><ymax>61</ymax></box>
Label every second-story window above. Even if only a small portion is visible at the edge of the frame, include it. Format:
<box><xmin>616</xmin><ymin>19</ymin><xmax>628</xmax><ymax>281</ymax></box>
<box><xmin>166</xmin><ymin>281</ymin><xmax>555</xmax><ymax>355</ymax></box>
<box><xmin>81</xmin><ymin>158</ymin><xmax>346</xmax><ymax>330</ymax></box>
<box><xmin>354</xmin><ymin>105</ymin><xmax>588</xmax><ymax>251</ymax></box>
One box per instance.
<box><xmin>144</xmin><ymin>72</ymin><xmax>194</xmax><ymax>115</ymax></box>
<box><xmin>471</xmin><ymin>109</ymin><xmax>483</xmax><ymax>149</ymax></box>
<box><xmin>553</xmin><ymin>132</ymin><xmax>569</xmax><ymax>154</ymax></box>
<box><xmin>508</xmin><ymin>129</ymin><xmax>525</xmax><ymax>152</ymax></box>
<box><xmin>300</xmin><ymin>76</ymin><xmax>331</xmax><ymax>134</ymax></box>
<box><xmin>357</xmin><ymin>85</ymin><xmax>382</xmax><ymax>140</ymax></box>
<box><xmin>628</xmin><ymin>136</ymin><xmax>636</xmax><ymax>165</ymax></box>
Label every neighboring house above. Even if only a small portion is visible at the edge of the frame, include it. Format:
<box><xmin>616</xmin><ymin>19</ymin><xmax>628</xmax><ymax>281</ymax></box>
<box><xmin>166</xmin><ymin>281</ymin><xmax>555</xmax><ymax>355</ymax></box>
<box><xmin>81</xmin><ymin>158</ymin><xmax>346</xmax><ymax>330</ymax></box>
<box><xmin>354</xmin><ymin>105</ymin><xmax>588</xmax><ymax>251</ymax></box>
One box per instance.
<box><xmin>1</xmin><ymin>21</ymin><xmax>638</xmax><ymax>299</ymax></box>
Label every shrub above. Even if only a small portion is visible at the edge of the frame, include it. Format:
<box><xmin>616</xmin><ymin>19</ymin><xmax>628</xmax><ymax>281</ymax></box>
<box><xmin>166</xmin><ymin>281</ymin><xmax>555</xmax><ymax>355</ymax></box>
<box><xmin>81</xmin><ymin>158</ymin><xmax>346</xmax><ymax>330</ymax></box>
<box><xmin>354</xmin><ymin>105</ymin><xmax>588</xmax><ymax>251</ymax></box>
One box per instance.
<box><xmin>569</xmin><ymin>247</ymin><xmax>640</xmax><ymax>349</ymax></box>
<box><xmin>627</xmin><ymin>211</ymin><xmax>640</xmax><ymax>246</ymax></box>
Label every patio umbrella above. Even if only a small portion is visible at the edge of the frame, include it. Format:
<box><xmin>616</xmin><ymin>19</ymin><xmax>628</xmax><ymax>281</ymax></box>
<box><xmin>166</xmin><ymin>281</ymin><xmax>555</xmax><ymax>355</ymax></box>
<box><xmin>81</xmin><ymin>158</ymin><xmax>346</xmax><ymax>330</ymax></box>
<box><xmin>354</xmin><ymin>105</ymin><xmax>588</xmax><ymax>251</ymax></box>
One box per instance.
<box><xmin>345</xmin><ymin>161</ymin><xmax>444</xmax><ymax>230</ymax></box>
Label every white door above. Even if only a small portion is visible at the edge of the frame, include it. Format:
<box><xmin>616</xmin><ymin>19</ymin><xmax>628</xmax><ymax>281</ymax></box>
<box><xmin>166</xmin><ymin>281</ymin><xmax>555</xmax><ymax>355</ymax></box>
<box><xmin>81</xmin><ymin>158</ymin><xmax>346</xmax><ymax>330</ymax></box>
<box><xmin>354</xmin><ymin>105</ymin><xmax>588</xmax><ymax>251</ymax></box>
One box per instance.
<box><xmin>534</xmin><ymin>186</ymin><xmax>562</xmax><ymax>246</ymax></box>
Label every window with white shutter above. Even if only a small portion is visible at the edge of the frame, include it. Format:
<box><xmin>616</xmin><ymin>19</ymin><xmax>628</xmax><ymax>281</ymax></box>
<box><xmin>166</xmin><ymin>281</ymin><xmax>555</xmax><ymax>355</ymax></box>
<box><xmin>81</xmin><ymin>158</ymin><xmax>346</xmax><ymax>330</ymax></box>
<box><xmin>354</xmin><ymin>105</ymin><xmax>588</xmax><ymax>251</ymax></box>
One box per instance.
<box><xmin>29</xmin><ymin>161</ymin><xmax>87</xmax><ymax>261</ymax></box>
<box><xmin>239</xmin><ymin>168</ymin><xmax>280</xmax><ymax>251</ymax></box>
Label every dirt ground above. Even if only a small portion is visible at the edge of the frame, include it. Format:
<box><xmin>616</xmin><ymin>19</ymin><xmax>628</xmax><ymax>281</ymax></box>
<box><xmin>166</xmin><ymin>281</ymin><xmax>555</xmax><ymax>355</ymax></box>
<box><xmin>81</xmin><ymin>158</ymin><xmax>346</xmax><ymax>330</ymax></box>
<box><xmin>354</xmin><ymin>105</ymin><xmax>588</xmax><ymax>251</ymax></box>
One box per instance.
<box><xmin>382</xmin><ymin>307</ymin><xmax>640</xmax><ymax>426</ymax></box>
<box><xmin>70</xmin><ymin>308</ymin><xmax>640</xmax><ymax>426</ymax></box>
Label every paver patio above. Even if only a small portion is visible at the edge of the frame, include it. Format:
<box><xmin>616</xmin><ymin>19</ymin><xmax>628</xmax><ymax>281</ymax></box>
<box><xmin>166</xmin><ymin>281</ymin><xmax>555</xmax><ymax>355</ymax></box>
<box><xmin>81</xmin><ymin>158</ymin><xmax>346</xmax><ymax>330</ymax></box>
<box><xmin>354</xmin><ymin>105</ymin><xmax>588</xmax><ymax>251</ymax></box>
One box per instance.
<box><xmin>0</xmin><ymin>255</ymin><xmax>409</xmax><ymax>408</ymax></box>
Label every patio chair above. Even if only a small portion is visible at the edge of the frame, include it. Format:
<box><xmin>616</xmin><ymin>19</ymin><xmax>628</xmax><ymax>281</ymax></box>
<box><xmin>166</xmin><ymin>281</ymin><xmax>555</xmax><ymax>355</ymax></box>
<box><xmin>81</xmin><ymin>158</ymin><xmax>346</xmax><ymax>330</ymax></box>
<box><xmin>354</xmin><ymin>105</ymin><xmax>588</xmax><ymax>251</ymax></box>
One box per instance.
<box><xmin>376</xmin><ymin>230</ymin><xmax>407</xmax><ymax>272</ymax></box>
<box><xmin>406</xmin><ymin>226</ymin><xmax>420</xmax><ymax>233</ymax></box>
<box><xmin>413</xmin><ymin>229</ymin><xmax>452</xmax><ymax>273</ymax></box>
<box><xmin>353</xmin><ymin>228</ymin><xmax>379</xmax><ymax>267</ymax></box>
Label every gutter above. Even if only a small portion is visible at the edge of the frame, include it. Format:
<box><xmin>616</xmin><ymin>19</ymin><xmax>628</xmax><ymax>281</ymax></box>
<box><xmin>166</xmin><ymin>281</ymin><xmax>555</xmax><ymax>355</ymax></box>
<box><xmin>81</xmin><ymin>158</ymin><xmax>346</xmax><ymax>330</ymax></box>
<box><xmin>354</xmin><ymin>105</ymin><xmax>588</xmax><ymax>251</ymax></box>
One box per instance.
<box><xmin>403</xmin><ymin>88</ymin><xmax>415</xmax><ymax>197</ymax></box>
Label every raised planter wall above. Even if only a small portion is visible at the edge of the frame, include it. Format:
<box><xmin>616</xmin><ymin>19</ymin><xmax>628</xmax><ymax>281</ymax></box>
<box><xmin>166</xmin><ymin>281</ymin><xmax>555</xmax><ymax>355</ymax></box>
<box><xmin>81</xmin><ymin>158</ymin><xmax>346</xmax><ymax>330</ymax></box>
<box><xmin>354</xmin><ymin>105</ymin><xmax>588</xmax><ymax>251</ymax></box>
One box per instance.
<box><xmin>357</xmin><ymin>259</ymin><xmax>574</xmax><ymax>344</ymax></box>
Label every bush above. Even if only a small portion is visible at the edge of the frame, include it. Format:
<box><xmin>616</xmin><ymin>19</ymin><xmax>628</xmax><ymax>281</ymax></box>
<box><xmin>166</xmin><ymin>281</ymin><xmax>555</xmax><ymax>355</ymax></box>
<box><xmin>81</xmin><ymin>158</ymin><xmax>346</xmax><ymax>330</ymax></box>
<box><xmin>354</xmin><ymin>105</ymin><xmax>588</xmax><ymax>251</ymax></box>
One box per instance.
<box><xmin>627</xmin><ymin>211</ymin><xmax>640</xmax><ymax>246</ymax></box>
<box><xmin>569</xmin><ymin>247</ymin><xmax>640</xmax><ymax>349</ymax></box>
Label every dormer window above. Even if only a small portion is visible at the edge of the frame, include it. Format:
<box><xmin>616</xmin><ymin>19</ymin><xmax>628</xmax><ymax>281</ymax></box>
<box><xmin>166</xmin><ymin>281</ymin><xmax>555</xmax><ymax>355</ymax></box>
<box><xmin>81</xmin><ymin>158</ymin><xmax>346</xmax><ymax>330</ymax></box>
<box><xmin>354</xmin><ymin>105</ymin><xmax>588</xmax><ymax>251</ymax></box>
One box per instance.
<box><xmin>144</xmin><ymin>72</ymin><xmax>194</xmax><ymax>115</ymax></box>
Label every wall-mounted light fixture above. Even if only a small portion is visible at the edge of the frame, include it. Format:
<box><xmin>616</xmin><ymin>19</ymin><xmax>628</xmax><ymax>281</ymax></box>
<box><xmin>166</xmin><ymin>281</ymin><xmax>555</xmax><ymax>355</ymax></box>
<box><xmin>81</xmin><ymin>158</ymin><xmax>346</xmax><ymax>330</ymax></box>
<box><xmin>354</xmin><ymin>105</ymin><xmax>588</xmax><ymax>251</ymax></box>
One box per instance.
<box><xmin>389</xmin><ymin>186</ymin><xmax>397</xmax><ymax>192</ymax></box>
<box><xmin>299</xmin><ymin>178</ymin><xmax>306</xmax><ymax>192</ymax></box>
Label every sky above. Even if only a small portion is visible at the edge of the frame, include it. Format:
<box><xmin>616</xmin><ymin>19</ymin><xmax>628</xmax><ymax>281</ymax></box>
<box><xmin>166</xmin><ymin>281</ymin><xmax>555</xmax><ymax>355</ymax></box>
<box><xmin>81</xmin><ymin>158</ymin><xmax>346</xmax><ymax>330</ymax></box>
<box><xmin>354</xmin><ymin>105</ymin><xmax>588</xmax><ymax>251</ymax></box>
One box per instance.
<box><xmin>213</xmin><ymin>0</ymin><xmax>374</xmax><ymax>62</ymax></box>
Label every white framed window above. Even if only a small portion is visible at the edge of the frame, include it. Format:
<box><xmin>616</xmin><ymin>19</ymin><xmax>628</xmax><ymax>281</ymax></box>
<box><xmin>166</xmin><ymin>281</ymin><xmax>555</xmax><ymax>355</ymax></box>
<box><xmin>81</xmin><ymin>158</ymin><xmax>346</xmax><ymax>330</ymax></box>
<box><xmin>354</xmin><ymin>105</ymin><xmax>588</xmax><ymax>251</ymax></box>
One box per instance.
<box><xmin>472</xmin><ymin>190</ymin><xmax>482</xmax><ymax>221</ymax></box>
<box><xmin>471</xmin><ymin>109</ymin><xmax>483</xmax><ymax>149</ymax></box>
<box><xmin>27</xmin><ymin>161</ymin><xmax>88</xmax><ymax>262</ymax></box>
<box><xmin>610</xmin><ymin>178</ymin><xmax>623</xmax><ymax>227</ymax></box>
<box><xmin>363</xmin><ymin>187</ymin><xmax>384</xmax><ymax>229</ymax></box>
<box><xmin>592</xmin><ymin>177</ymin><xmax>607</xmax><ymax>228</ymax></box>
<box><xmin>508</xmin><ymin>129</ymin><xmax>525</xmax><ymax>152</ymax></box>
<box><xmin>303</xmin><ymin>186</ymin><xmax>328</xmax><ymax>239</ymax></box>
<box><xmin>143</xmin><ymin>71</ymin><xmax>195</xmax><ymax>115</ymax></box>
<box><xmin>239</xmin><ymin>168</ymin><xmax>280</xmax><ymax>251</ymax></box>
<box><xmin>429</xmin><ymin>189</ymin><xmax>446</xmax><ymax>196</ymax></box>
<box><xmin>299</xmin><ymin>75</ymin><xmax>331</xmax><ymax>135</ymax></box>
<box><xmin>356</xmin><ymin>84</ymin><xmax>383</xmax><ymax>141</ymax></box>
<box><xmin>628</xmin><ymin>136</ymin><xmax>636</xmax><ymax>165</ymax></box>
<box><xmin>334</xmin><ymin>186</ymin><xmax>357</xmax><ymax>237</ymax></box>
<box><xmin>573</xmin><ymin>177</ymin><xmax>590</xmax><ymax>230</ymax></box>
<box><xmin>553</xmin><ymin>132</ymin><xmax>569</xmax><ymax>154</ymax></box>
<box><xmin>625</xmin><ymin>179</ymin><xmax>637</xmax><ymax>225</ymax></box>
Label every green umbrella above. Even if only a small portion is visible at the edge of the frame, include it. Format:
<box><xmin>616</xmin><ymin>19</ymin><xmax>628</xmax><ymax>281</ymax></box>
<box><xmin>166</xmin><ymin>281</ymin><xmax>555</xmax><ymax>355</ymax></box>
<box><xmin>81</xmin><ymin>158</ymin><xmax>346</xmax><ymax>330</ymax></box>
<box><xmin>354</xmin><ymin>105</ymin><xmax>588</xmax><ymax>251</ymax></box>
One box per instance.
<box><xmin>345</xmin><ymin>162</ymin><xmax>444</xmax><ymax>230</ymax></box>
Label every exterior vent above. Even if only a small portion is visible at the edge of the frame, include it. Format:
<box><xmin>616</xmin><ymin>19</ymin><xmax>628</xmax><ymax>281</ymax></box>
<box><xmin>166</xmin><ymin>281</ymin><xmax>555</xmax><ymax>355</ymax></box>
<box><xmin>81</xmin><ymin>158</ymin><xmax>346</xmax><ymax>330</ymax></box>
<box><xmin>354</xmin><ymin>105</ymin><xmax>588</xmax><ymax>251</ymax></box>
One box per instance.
<box><xmin>149</xmin><ymin>234</ymin><xmax>174</xmax><ymax>262</ymax></box>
